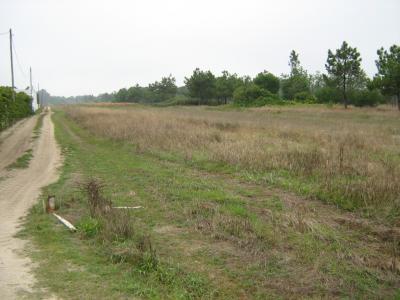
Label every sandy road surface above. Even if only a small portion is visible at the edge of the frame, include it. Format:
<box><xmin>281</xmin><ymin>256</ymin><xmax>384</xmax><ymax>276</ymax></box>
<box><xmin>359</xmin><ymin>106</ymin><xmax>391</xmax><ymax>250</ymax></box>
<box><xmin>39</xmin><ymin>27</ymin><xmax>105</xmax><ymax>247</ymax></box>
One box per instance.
<box><xmin>0</xmin><ymin>112</ymin><xmax>61</xmax><ymax>299</ymax></box>
<box><xmin>0</xmin><ymin>117</ymin><xmax>38</xmax><ymax>173</ymax></box>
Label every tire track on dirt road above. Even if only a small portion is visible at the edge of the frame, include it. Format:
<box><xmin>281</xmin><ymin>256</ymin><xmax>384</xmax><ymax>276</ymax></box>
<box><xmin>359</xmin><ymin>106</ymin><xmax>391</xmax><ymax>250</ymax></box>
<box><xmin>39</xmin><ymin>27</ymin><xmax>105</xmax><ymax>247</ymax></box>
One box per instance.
<box><xmin>0</xmin><ymin>117</ymin><xmax>37</xmax><ymax>173</ymax></box>
<box><xmin>0</xmin><ymin>111</ymin><xmax>61</xmax><ymax>299</ymax></box>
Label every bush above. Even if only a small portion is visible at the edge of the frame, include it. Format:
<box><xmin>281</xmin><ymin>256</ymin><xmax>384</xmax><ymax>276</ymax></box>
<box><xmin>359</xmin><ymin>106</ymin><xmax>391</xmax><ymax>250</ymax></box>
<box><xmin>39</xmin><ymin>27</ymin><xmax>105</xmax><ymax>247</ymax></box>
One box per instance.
<box><xmin>0</xmin><ymin>86</ymin><xmax>33</xmax><ymax>131</ymax></box>
<box><xmin>351</xmin><ymin>89</ymin><xmax>384</xmax><ymax>107</ymax></box>
<box><xmin>253</xmin><ymin>94</ymin><xmax>286</xmax><ymax>106</ymax></box>
<box><xmin>233</xmin><ymin>83</ymin><xmax>290</xmax><ymax>107</ymax></box>
<box><xmin>315</xmin><ymin>86</ymin><xmax>341</xmax><ymax>103</ymax></box>
<box><xmin>233</xmin><ymin>83</ymin><xmax>266</xmax><ymax>106</ymax></box>
<box><xmin>294</xmin><ymin>91</ymin><xmax>316</xmax><ymax>103</ymax></box>
<box><xmin>77</xmin><ymin>216</ymin><xmax>101</xmax><ymax>238</ymax></box>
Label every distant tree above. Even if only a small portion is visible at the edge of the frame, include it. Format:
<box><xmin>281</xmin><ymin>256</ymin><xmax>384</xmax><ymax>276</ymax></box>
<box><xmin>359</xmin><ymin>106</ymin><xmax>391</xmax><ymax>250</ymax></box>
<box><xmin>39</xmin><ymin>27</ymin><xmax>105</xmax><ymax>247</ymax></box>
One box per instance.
<box><xmin>325</xmin><ymin>41</ymin><xmax>362</xmax><ymax>108</ymax></box>
<box><xmin>177</xmin><ymin>86</ymin><xmax>189</xmax><ymax>96</ymax></box>
<box><xmin>281</xmin><ymin>50</ymin><xmax>311</xmax><ymax>100</ymax></box>
<box><xmin>116</xmin><ymin>88</ymin><xmax>129</xmax><ymax>102</ymax></box>
<box><xmin>126</xmin><ymin>85</ymin><xmax>145</xmax><ymax>102</ymax></box>
<box><xmin>374</xmin><ymin>45</ymin><xmax>400</xmax><ymax>110</ymax></box>
<box><xmin>215</xmin><ymin>71</ymin><xmax>240</xmax><ymax>104</ymax></box>
<box><xmin>289</xmin><ymin>50</ymin><xmax>301</xmax><ymax>76</ymax></box>
<box><xmin>38</xmin><ymin>89</ymin><xmax>51</xmax><ymax>106</ymax></box>
<box><xmin>148</xmin><ymin>75</ymin><xmax>178</xmax><ymax>102</ymax></box>
<box><xmin>184</xmin><ymin>68</ymin><xmax>216</xmax><ymax>105</ymax></box>
<box><xmin>253</xmin><ymin>71</ymin><xmax>280</xmax><ymax>94</ymax></box>
<box><xmin>97</xmin><ymin>92</ymin><xmax>114</xmax><ymax>102</ymax></box>
<box><xmin>309</xmin><ymin>71</ymin><xmax>324</xmax><ymax>94</ymax></box>
<box><xmin>281</xmin><ymin>75</ymin><xmax>310</xmax><ymax>100</ymax></box>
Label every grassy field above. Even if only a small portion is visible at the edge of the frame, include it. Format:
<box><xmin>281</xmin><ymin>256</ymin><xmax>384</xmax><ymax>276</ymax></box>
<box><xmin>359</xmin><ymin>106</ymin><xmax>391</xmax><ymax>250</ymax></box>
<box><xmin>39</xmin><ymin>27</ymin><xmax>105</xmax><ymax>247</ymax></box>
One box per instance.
<box><xmin>66</xmin><ymin>104</ymin><xmax>400</xmax><ymax>223</ymax></box>
<box><xmin>23</xmin><ymin>104</ymin><xmax>399</xmax><ymax>299</ymax></box>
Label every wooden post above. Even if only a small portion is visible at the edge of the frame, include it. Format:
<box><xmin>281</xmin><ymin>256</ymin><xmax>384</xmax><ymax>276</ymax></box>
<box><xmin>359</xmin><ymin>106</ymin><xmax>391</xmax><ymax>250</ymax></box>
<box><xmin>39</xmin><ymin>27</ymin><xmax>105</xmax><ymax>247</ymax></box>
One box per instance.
<box><xmin>46</xmin><ymin>195</ymin><xmax>56</xmax><ymax>213</ymax></box>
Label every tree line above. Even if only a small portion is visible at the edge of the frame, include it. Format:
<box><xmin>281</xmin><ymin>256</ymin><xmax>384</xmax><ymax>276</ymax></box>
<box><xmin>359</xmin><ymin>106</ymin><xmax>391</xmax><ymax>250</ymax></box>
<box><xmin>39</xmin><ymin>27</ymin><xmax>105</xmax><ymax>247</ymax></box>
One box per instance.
<box><xmin>43</xmin><ymin>42</ymin><xmax>400</xmax><ymax>109</ymax></box>
<box><xmin>0</xmin><ymin>86</ymin><xmax>33</xmax><ymax>131</ymax></box>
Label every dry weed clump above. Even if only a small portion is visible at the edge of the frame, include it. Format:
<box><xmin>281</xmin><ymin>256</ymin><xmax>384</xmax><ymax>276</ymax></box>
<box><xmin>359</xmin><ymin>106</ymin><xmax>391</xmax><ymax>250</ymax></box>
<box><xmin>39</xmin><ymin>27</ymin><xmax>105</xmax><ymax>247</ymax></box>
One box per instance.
<box><xmin>79</xmin><ymin>178</ymin><xmax>112</xmax><ymax>216</ymax></box>
<box><xmin>78</xmin><ymin>178</ymin><xmax>135</xmax><ymax>242</ymax></box>
<box><xmin>77</xmin><ymin>178</ymin><xmax>158</xmax><ymax>265</ymax></box>
<box><xmin>65</xmin><ymin>105</ymin><xmax>400</xmax><ymax>219</ymax></box>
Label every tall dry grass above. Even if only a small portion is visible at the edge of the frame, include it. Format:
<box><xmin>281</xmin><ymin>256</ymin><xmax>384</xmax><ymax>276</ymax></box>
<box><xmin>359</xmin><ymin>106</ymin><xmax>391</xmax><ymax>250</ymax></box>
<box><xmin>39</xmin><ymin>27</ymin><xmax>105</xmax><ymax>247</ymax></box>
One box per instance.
<box><xmin>63</xmin><ymin>105</ymin><xmax>400</xmax><ymax>222</ymax></box>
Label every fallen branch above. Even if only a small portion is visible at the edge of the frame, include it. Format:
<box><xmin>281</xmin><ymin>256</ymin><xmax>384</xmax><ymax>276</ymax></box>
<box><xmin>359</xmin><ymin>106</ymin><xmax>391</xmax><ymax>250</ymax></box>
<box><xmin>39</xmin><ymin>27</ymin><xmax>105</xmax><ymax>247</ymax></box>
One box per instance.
<box><xmin>113</xmin><ymin>206</ymin><xmax>142</xmax><ymax>209</ymax></box>
<box><xmin>53</xmin><ymin>213</ymin><xmax>77</xmax><ymax>232</ymax></box>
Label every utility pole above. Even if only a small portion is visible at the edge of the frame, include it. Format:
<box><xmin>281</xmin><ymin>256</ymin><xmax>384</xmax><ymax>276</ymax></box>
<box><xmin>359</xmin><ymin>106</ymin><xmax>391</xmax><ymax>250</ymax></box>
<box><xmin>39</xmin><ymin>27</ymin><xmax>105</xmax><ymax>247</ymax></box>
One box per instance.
<box><xmin>30</xmin><ymin>67</ymin><xmax>33</xmax><ymax>97</ymax></box>
<box><xmin>37</xmin><ymin>83</ymin><xmax>40</xmax><ymax>108</ymax></box>
<box><xmin>9</xmin><ymin>29</ymin><xmax>15</xmax><ymax>101</ymax></box>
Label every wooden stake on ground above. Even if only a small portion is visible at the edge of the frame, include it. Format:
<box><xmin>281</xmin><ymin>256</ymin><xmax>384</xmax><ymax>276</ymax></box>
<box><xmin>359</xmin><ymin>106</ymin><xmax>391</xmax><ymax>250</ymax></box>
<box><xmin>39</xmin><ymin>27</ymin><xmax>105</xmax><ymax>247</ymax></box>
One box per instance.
<box><xmin>113</xmin><ymin>206</ymin><xmax>143</xmax><ymax>209</ymax></box>
<box><xmin>53</xmin><ymin>213</ymin><xmax>77</xmax><ymax>232</ymax></box>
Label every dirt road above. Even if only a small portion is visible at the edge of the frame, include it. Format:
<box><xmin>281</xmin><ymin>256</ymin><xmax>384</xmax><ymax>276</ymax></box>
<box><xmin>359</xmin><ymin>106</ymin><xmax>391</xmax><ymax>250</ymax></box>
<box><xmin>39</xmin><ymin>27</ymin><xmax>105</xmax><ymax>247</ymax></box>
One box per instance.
<box><xmin>0</xmin><ymin>112</ymin><xmax>61</xmax><ymax>299</ymax></box>
<box><xmin>0</xmin><ymin>117</ymin><xmax>38</xmax><ymax>173</ymax></box>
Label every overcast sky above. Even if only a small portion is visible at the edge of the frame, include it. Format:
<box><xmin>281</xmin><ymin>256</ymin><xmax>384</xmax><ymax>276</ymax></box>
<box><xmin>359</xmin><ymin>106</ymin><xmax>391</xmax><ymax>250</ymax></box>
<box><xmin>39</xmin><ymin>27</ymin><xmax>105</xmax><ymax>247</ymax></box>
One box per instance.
<box><xmin>0</xmin><ymin>0</ymin><xmax>399</xmax><ymax>97</ymax></box>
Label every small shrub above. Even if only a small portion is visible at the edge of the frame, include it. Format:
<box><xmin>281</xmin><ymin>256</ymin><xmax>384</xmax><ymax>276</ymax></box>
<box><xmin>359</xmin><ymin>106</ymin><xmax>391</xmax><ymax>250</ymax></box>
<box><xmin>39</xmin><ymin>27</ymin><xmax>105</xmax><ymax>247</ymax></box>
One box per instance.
<box><xmin>233</xmin><ymin>84</ymin><xmax>282</xmax><ymax>107</ymax></box>
<box><xmin>233</xmin><ymin>83</ymin><xmax>265</xmax><ymax>105</ymax></box>
<box><xmin>315</xmin><ymin>86</ymin><xmax>341</xmax><ymax>103</ymax></box>
<box><xmin>77</xmin><ymin>216</ymin><xmax>101</xmax><ymax>238</ymax></box>
<box><xmin>294</xmin><ymin>91</ymin><xmax>317</xmax><ymax>103</ymax></box>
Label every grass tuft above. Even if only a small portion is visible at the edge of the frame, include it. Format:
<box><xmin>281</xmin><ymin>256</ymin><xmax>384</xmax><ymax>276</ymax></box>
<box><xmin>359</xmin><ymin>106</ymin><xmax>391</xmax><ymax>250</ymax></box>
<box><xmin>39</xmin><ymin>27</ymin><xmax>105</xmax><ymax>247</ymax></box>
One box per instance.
<box><xmin>6</xmin><ymin>149</ymin><xmax>33</xmax><ymax>170</ymax></box>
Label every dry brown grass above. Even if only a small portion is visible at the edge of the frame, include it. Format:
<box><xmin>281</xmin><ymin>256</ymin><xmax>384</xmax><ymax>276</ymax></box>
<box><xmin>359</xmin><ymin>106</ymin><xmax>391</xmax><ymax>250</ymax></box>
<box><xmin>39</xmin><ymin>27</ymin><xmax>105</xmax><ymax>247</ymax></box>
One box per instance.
<box><xmin>63</xmin><ymin>104</ymin><xmax>400</xmax><ymax>222</ymax></box>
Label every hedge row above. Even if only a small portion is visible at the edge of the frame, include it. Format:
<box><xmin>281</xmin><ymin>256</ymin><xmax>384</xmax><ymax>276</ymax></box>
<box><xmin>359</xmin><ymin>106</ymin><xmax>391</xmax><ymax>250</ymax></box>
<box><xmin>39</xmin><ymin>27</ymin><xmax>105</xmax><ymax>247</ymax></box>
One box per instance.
<box><xmin>0</xmin><ymin>86</ymin><xmax>33</xmax><ymax>131</ymax></box>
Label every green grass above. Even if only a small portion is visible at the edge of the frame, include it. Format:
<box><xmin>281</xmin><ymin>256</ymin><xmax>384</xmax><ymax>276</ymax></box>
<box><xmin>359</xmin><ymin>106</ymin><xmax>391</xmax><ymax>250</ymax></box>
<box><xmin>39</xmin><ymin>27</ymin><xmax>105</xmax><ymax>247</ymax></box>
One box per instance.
<box><xmin>21</xmin><ymin>109</ymin><xmax>400</xmax><ymax>299</ymax></box>
<box><xmin>33</xmin><ymin>113</ymin><xmax>45</xmax><ymax>139</ymax></box>
<box><xmin>6</xmin><ymin>149</ymin><xmax>33</xmax><ymax>170</ymax></box>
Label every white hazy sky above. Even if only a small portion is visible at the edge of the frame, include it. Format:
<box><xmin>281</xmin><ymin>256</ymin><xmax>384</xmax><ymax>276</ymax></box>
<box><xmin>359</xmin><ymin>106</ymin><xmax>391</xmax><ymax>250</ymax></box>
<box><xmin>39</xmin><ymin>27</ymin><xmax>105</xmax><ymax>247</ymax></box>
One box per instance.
<box><xmin>0</xmin><ymin>0</ymin><xmax>399</xmax><ymax>97</ymax></box>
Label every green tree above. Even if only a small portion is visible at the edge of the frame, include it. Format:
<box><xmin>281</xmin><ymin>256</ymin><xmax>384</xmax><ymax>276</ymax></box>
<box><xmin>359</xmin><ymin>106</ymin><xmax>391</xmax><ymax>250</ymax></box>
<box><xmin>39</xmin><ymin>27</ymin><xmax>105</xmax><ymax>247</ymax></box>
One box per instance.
<box><xmin>289</xmin><ymin>50</ymin><xmax>301</xmax><ymax>76</ymax></box>
<box><xmin>148</xmin><ymin>75</ymin><xmax>178</xmax><ymax>102</ymax></box>
<box><xmin>215</xmin><ymin>71</ymin><xmax>240</xmax><ymax>104</ymax></box>
<box><xmin>116</xmin><ymin>88</ymin><xmax>129</xmax><ymax>102</ymax></box>
<box><xmin>374</xmin><ymin>45</ymin><xmax>400</xmax><ymax>110</ymax></box>
<box><xmin>184</xmin><ymin>68</ymin><xmax>216</xmax><ymax>105</ymax></box>
<box><xmin>281</xmin><ymin>50</ymin><xmax>311</xmax><ymax>100</ymax></box>
<box><xmin>126</xmin><ymin>85</ymin><xmax>145</xmax><ymax>102</ymax></box>
<box><xmin>325</xmin><ymin>41</ymin><xmax>362</xmax><ymax>109</ymax></box>
<box><xmin>253</xmin><ymin>71</ymin><xmax>280</xmax><ymax>94</ymax></box>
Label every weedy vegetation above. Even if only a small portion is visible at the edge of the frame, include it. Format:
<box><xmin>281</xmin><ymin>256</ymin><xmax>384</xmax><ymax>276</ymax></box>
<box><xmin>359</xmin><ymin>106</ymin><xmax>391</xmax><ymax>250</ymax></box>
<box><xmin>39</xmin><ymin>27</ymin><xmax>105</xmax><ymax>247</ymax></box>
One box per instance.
<box><xmin>33</xmin><ymin>112</ymin><xmax>45</xmax><ymax>139</ymax></box>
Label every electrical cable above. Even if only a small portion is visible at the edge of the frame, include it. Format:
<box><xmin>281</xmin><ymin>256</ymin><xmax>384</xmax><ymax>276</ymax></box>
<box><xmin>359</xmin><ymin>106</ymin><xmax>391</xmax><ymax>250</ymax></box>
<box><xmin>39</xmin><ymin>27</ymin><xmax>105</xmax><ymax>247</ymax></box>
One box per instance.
<box><xmin>12</xmin><ymin>38</ymin><xmax>30</xmax><ymax>89</ymax></box>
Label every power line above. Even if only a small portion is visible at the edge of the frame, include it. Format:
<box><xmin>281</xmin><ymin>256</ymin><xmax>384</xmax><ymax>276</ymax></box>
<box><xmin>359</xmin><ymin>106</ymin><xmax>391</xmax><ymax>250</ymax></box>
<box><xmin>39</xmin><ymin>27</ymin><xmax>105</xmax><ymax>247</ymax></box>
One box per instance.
<box><xmin>12</xmin><ymin>40</ymin><xmax>29</xmax><ymax>80</ymax></box>
<box><xmin>11</xmin><ymin>37</ymin><xmax>31</xmax><ymax>90</ymax></box>
<box><xmin>4</xmin><ymin>29</ymin><xmax>39</xmax><ymax>105</ymax></box>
